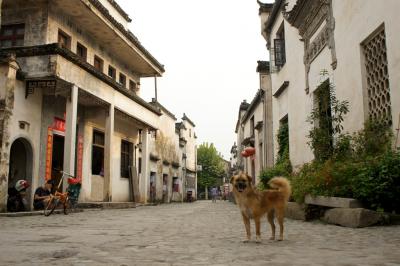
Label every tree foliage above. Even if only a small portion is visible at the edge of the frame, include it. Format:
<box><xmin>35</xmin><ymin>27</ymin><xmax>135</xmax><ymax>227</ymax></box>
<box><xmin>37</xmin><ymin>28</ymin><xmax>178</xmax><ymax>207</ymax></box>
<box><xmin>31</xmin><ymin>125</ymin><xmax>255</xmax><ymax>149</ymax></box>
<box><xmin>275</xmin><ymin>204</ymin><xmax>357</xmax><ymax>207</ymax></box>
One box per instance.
<box><xmin>197</xmin><ymin>143</ymin><xmax>225</xmax><ymax>189</ymax></box>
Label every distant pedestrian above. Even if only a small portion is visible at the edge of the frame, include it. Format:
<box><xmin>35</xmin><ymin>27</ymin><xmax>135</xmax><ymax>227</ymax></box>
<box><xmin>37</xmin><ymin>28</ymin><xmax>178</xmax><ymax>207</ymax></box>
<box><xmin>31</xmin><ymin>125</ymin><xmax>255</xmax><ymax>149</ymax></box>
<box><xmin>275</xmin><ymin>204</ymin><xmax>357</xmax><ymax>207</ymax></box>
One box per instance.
<box><xmin>211</xmin><ymin>187</ymin><xmax>218</xmax><ymax>203</ymax></box>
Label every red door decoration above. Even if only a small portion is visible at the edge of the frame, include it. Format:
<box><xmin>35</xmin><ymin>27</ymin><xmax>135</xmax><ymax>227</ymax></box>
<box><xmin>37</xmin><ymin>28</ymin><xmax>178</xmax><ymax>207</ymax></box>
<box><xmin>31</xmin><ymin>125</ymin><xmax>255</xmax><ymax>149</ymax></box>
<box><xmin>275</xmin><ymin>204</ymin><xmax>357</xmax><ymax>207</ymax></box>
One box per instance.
<box><xmin>45</xmin><ymin>117</ymin><xmax>83</xmax><ymax>181</ymax></box>
<box><xmin>45</xmin><ymin>127</ymin><xmax>53</xmax><ymax>181</ymax></box>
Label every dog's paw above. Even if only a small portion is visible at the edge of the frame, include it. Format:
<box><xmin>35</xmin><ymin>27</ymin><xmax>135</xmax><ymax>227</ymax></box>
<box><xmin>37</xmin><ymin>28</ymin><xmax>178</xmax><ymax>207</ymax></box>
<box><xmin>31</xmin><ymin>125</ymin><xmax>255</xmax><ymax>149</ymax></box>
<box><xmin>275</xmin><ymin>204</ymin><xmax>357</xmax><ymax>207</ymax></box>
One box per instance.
<box><xmin>269</xmin><ymin>236</ymin><xmax>275</xmax><ymax>241</ymax></box>
<box><xmin>242</xmin><ymin>238</ymin><xmax>250</xmax><ymax>243</ymax></box>
<box><xmin>255</xmin><ymin>236</ymin><xmax>261</xmax><ymax>243</ymax></box>
<box><xmin>277</xmin><ymin>237</ymin><xmax>284</xmax><ymax>241</ymax></box>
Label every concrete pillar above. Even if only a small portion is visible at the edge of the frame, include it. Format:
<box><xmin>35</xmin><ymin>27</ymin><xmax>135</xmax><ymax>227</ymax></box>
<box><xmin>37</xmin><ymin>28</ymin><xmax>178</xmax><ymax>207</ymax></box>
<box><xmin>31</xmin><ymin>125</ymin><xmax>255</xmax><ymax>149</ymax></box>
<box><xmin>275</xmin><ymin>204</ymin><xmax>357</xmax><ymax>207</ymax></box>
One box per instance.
<box><xmin>63</xmin><ymin>85</ymin><xmax>78</xmax><ymax>191</ymax></box>
<box><xmin>139</xmin><ymin>128</ymin><xmax>150</xmax><ymax>203</ymax></box>
<box><xmin>0</xmin><ymin>55</ymin><xmax>19</xmax><ymax>212</ymax></box>
<box><xmin>103</xmin><ymin>104</ymin><xmax>114</xmax><ymax>202</ymax></box>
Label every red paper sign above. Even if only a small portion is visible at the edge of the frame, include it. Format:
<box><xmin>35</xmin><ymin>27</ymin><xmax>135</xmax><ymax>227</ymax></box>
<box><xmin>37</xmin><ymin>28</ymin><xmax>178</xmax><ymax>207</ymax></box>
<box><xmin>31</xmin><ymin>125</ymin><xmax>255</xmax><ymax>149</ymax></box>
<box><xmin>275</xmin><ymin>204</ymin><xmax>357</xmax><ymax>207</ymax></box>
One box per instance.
<box><xmin>77</xmin><ymin>135</ymin><xmax>83</xmax><ymax>180</ymax></box>
<box><xmin>45</xmin><ymin>127</ymin><xmax>53</xmax><ymax>180</ymax></box>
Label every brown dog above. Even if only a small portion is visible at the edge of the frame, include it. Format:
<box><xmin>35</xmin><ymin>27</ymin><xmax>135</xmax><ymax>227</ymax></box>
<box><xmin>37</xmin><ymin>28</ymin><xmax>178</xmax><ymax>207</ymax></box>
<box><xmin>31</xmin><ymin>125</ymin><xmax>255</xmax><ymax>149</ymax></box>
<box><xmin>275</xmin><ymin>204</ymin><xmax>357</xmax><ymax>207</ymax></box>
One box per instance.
<box><xmin>231</xmin><ymin>172</ymin><xmax>291</xmax><ymax>242</ymax></box>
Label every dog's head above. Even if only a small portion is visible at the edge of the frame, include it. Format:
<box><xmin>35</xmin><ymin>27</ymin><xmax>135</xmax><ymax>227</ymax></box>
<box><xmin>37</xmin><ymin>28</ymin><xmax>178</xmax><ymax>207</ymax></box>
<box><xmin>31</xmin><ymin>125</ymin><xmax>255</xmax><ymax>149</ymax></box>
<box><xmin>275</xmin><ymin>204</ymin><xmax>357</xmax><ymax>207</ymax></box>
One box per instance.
<box><xmin>230</xmin><ymin>172</ymin><xmax>252</xmax><ymax>193</ymax></box>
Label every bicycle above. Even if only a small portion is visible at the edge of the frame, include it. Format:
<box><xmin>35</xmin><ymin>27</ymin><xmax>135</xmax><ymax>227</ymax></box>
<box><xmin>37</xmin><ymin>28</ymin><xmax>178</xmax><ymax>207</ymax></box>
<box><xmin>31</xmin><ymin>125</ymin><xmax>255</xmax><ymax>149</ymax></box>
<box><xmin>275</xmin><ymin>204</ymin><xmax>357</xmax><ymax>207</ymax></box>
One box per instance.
<box><xmin>44</xmin><ymin>171</ymin><xmax>81</xmax><ymax>216</ymax></box>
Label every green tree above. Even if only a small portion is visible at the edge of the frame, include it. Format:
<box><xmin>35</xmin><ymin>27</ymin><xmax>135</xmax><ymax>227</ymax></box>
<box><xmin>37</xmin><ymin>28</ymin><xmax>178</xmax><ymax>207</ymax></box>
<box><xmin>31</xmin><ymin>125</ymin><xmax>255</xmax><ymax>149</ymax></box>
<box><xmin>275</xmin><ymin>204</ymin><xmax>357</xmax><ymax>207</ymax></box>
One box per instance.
<box><xmin>197</xmin><ymin>143</ymin><xmax>225</xmax><ymax>199</ymax></box>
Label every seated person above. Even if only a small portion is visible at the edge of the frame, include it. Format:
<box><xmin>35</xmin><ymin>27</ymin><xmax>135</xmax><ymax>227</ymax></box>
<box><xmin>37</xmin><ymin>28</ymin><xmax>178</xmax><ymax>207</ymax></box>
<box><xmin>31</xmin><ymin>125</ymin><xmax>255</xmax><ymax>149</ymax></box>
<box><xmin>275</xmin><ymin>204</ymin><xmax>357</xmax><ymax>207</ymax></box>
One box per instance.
<box><xmin>7</xmin><ymin>180</ymin><xmax>30</xmax><ymax>212</ymax></box>
<box><xmin>33</xmin><ymin>180</ymin><xmax>53</xmax><ymax>210</ymax></box>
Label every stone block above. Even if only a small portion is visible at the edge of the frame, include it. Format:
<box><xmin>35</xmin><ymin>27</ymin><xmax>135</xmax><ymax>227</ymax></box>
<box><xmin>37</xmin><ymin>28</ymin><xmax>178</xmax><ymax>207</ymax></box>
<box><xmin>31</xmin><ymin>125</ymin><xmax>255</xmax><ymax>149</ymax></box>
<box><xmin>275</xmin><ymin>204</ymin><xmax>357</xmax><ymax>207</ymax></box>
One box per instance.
<box><xmin>305</xmin><ymin>195</ymin><xmax>363</xmax><ymax>208</ymax></box>
<box><xmin>285</xmin><ymin>202</ymin><xmax>306</xmax><ymax>220</ymax></box>
<box><xmin>322</xmin><ymin>208</ymin><xmax>383</xmax><ymax>228</ymax></box>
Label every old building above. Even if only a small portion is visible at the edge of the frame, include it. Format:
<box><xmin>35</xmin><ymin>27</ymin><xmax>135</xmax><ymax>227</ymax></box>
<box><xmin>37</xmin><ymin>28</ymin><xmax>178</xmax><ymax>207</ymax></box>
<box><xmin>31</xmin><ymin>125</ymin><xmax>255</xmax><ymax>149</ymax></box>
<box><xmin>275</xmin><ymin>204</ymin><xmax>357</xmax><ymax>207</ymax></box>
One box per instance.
<box><xmin>232</xmin><ymin>61</ymin><xmax>273</xmax><ymax>184</ymax></box>
<box><xmin>0</xmin><ymin>0</ymin><xmax>197</xmax><ymax>212</ymax></box>
<box><xmin>147</xmin><ymin>101</ymin><xmax>198</xmax><ymax>203</ymax></box>
<box><xmin>258</xmin><ymin>0</ymin><xmax>400</xmax><ymax>168</ymax></box>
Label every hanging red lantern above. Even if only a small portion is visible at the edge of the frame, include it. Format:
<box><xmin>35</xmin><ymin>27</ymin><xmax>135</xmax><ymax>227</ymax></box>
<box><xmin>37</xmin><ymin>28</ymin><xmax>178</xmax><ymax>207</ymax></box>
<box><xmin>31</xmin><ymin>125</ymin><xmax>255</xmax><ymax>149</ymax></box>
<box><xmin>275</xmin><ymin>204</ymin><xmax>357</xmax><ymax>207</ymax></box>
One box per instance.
<box><xmin>244</xmin><ymin>147</ymin><xmax>255</xmax><ymax>156</ymax></box>
<box><xmin>241</xmin><ymin>150</ymin><xmax>248</xmax><ymax>157</ymax></box>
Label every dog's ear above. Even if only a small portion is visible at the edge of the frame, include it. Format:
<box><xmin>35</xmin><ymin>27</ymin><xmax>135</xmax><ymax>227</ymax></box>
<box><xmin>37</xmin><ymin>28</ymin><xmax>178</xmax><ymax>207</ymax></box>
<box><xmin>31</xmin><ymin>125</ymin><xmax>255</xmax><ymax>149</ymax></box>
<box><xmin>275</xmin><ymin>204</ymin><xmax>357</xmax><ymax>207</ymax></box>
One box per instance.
<box><xmin>246</xmin><ymin>174</ymin><xmax>252</xmax><ymax>183</ymax></box>
<box><xmin>230</xmin><ymin>176</ymin><xmax>235</xmax><ymax>184</ymax></box>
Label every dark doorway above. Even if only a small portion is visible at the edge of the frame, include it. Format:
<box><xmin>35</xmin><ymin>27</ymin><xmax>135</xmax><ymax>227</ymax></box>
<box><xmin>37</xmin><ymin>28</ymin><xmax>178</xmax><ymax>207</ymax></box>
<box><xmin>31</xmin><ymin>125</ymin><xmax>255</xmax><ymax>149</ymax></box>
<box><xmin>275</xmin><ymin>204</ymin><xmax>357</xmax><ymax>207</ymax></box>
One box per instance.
<box><xmin>8</xmin><ymin>138</ymin><xmax>33</xmax><ymax>211</ymax></box>
<box><xmin>163</xmin><ymin>174</ymin><xmax>168</xmax><ymax>202</ymax></box>
<box><xmin>52</xmin><ymin>134</ymin><xmax>64</xmax><ymax>191</ymax></box>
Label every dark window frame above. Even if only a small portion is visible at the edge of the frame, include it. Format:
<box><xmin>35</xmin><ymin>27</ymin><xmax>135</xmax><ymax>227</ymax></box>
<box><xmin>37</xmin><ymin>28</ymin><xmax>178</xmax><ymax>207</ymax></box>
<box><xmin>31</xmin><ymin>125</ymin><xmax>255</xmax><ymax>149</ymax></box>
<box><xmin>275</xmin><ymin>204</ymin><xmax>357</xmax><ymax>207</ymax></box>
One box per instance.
<box><xmin>92</xmin><ymin>130</ymin><xmax>105</xmax><ymax>176</ymax></box>
<box><xmin>274</xmin><ymin>23</ymin><xmax>286</xmax><ymax>67</ymax></box>
<box><xmin>76</xmin><ymin>42</ymin><xmax>87</xmax><ymax>61</ymax></box>
<box><xmin>108</xmin><ymin>65</ymin><xmax>116</xmax><ymax>80</ymax></box>
<box><xmin>129</xmin><ymin>79</ymin><xmax>137</xmax><ymax>92</ymax></box>
<box><xmin>0</xmin><ymin>24</ymin><xmax>25</xmax><ymax>47</ymax></box>
<box><xmin>250</xmin><ymin>116</ymin><xmax>255</xmax><ymax>137</ymax></box>
<box><xmin>94</xmin><ymin>55</ymin><xmax>104</xmax><ymax>72</ymax></box>
<box><xmin>58</xmin><ymin>29</ymin><xmax>71</xmax><ymax>50</ymax></box>
<box><xmin>120</xmin><ymin>140</ymin><xmax>133</xmax><ymax>178</ymax></box>
<box><xmin>119</xmin><ymin>73</ymin><xmax>127</xmax><ymax>87</ymax></box>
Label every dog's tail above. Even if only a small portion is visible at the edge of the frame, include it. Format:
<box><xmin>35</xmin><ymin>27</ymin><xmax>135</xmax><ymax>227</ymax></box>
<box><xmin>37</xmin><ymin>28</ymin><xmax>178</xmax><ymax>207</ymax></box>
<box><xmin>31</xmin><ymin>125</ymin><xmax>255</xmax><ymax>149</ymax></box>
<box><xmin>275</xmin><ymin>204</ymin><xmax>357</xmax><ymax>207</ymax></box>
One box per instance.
<box><xmin>268</xmin><ymin>177</ymin><xmax>291</xmax><ymax>201</ymax></box>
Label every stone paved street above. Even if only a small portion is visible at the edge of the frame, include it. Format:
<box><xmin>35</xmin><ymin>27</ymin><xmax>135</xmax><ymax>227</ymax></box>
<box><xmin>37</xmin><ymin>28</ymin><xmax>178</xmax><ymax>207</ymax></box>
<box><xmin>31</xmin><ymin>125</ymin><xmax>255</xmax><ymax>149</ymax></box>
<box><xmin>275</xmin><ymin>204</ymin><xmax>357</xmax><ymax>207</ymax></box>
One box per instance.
<box><xmin>0</xmin><ymin>201</ymin><xmax>399</xmax><ymax>266</ymax></box>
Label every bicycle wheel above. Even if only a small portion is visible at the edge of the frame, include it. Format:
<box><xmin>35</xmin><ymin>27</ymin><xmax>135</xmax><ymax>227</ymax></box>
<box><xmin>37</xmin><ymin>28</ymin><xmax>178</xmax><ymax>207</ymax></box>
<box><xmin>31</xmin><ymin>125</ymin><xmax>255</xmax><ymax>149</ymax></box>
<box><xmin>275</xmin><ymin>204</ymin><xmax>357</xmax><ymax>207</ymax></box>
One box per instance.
<box><xmin>44</xmin><ymin>197</ymin><xmax>58</xmax><ymax>216</ymax></box>
<box><xmin>63</xmin><ymin>197</ymin><xmax>72</xmax><ymax>215</ymax></box>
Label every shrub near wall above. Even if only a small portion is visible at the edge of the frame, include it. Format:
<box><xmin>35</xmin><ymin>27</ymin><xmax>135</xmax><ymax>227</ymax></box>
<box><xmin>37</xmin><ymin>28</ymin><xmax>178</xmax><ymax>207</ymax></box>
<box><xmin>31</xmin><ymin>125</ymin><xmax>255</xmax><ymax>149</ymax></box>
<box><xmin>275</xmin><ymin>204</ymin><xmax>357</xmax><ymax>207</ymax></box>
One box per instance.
<box><xmin>290</xmin><ymin>121</ymin><xmax>400</xmax><ymax>213</ymax></box>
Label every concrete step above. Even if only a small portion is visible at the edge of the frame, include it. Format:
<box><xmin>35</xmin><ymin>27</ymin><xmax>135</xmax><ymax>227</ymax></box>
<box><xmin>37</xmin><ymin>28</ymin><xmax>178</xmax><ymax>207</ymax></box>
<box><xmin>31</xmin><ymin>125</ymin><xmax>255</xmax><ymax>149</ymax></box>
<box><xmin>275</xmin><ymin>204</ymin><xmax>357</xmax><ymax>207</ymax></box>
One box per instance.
<box><xmin>0</xmin><ymin>208</ymin><xmax>84</xmax><ymax>217</ymax></box>
<box><xmin>77</xmin><ymin>202</ymin><xmax>137</xmax><ymax>209</ymax></box>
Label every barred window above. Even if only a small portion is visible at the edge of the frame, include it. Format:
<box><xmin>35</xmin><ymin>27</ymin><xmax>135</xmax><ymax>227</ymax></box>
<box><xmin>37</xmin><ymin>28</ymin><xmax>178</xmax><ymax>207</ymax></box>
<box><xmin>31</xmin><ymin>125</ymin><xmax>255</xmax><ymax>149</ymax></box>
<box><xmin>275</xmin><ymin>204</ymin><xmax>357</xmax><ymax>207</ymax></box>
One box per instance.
<box><xmin>362</xmin><ymin>27</ymin><xmax>392</xmax><ymax>125</ymax></box>
<box><xmin>0</xmin><ymin>24</ymin><xmax>25</xmax><ymax>47</ymax></box>
<box><xmin>274</xmin><ymin>23</ymin><xmax>286</xmax><ymax>67</ymax></box>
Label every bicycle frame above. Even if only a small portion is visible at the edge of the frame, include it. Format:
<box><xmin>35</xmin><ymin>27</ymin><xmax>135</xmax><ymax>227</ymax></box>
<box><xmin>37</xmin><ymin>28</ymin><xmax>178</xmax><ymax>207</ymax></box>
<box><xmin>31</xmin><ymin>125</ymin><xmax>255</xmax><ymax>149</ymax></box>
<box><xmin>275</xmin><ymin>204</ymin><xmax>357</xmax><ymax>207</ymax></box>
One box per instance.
<box><xmin>44</xmin><ymin>171</ymin><xmax>77</xmax><ymax>216</ymax></box>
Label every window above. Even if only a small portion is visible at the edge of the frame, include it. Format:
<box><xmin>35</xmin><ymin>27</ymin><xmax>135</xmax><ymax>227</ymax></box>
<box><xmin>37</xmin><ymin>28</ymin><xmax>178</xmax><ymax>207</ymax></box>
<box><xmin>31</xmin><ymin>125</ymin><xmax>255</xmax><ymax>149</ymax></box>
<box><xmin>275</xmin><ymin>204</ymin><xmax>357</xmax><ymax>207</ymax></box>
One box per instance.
<box><xmin>94</xmin><ymin>55</ymin><xmax>104</xmax><ymax>72</ymax></box>
<box><xmin>138</xmin><ymin>157</ymin><xmax>142</xmax><ymax>174</ymax></box>
<box><xmin>250</xmin><ymin>116</ymin><xmax>255</xmax><ymax>137</ymax></box>
<box><xmin>277</xmin><ymin>115</ymin><xmax>289</xmax><ymax>163</ymax></box>
<box><xmin>58</xmin><ymin>29</ymin><xmax>71</xmax><ymax>50</ymax></box>
<box><xmin>92</xmin><ymin>130</ymin><xmax>104</xmax><ymax>175</ymax></box>
<box><xmin>314</xmin><ymin>80</ymin><xmax>333</xmax><ymax>155</ymax></box>
<box><xmin>76</xmin><ymin>42</ymin><xmax>87</xmax><ymax>61</ymax></box>
<box><xmin>0</xmin><ymin>24</ymin><xmax>25</xmax><ymax>47</ymax></box>
<box><xmin>172</xmin><ymin>177</ymin><xmax>179</xmax><ymax>192</ymax></box>
<box><xmin>129</xmin><ymin>80</ymin><xmax>137</xmax><ymax>92</ymax></box>
<box><xmin>108</xmin><ymin>65</ymin><xmax>116</xmax><ymax>80</ymax></box>
<box><xmin>119</xmin><ymin>73</ymin><xmax>126</xmax><ymax>87</ymax></box>
<box><xmin>120</xmin><ymin>140</ymin><xmax>133</xmax><ymax>178</ymax></box>
<box><xmin>274</xmin><ymin>23</ymin><xmax>286</xmax><ymax>67</ymax></box>
<box><xmin>362</xmin><ymin>27</ymin><xmax>392</xmax><ymax>125</ymax></box>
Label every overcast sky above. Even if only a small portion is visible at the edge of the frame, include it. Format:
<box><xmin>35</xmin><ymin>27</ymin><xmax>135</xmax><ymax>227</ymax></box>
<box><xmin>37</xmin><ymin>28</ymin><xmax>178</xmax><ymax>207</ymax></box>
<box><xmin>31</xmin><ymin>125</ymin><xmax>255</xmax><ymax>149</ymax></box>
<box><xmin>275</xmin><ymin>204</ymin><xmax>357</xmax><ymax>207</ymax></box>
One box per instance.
<box><xmin>118</xmin><ymin>0</ymin><xmax>272</xmax><ymax>159</ymax></box>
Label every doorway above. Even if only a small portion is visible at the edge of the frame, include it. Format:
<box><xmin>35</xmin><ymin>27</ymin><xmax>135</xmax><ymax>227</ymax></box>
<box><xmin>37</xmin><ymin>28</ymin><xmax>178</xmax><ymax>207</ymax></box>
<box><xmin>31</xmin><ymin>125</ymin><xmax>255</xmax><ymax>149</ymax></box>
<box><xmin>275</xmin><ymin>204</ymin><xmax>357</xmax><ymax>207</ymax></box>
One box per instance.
<box><xmin>51</xmin><ymin>134</ymin><xmax>64</xmax><ymax>191</ymax></box>
<box><xmin>8</xmin><ymin>138</ymin><xmax>33</xmax><ymax>210</ymax></box>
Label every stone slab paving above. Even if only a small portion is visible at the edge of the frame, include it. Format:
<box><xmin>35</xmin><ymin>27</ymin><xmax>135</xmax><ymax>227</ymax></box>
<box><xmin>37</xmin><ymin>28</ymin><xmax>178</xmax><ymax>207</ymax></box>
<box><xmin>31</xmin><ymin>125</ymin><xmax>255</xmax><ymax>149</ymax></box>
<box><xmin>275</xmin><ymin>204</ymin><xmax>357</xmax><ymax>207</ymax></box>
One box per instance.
<box><xmin>0</xmin><ymin>201</ymin><xmax>399</xmax><ymax>266</ymax></box>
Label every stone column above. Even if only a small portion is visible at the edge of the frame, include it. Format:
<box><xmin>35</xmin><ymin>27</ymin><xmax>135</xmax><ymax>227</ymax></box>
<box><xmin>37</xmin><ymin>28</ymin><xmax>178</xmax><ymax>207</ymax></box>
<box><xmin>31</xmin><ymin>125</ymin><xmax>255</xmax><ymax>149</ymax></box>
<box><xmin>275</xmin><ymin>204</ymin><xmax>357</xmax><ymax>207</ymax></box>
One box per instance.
<box><xmin>139</xmin><ymin>128</ymin><xmax>150</xmax><ymax>203</ymax></box>
<box><xmin>63</xmin><ymin>85</ymin><xmax>78</xmax><ymax>191</ymax></box>
<box><xmin>103</xmin><ymin>104</ymin><xmax>114</xmax><ymax>202</ymax></box>
<box><xmin>0</xmin><ymin>55</ymin><xmax>19</xmax><ymax>212</ymax></box>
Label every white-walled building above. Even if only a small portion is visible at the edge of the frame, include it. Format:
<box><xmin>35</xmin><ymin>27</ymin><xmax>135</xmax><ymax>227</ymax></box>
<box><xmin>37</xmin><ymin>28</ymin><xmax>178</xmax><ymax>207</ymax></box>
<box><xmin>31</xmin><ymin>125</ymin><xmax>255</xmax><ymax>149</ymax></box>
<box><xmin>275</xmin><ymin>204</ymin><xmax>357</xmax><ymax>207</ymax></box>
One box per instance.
<box><xmin>232</xmin><ymin>61</ymin><xmax>273</xmax><ymax>184</ymax></box>
<box><xmin>258</xmin><ymin>0</ymin><xmax>400</xmax><ymax>168</ymax></box>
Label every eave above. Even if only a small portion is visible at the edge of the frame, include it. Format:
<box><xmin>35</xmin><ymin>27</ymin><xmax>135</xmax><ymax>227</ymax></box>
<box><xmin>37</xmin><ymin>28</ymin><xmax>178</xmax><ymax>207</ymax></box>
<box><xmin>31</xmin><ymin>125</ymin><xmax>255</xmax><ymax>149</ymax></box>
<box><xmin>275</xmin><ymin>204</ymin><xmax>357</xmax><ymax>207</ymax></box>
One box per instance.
<box><xmin>0</xmin><ymin>44</ymin><xmax>162</xmax><ymax>115</ymax></box>
<box><xmin>53</xmin><ymin>0</ymin><xmax>165</xmax><ymax>76</ymax></box>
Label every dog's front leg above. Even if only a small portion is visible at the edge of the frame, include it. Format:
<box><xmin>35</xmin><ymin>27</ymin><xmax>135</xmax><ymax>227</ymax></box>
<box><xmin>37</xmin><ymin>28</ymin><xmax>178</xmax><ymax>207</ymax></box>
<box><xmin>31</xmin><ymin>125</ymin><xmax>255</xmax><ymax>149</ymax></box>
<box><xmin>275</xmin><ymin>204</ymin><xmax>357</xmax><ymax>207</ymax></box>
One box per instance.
<box><xmin>241</xmin><ymin>213</ymin><xmax>251</xmax><ymax>243</ymax></box>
